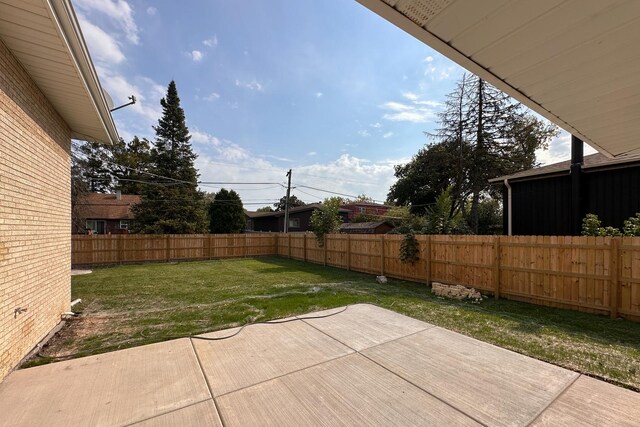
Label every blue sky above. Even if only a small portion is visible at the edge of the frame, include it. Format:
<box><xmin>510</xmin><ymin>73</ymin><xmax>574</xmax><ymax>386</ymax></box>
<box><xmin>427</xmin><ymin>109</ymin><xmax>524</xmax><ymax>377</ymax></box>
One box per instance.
<box><xmin>76</xmin><ymin>0</ymin><xmax>590</xmax><ymax>207</ymax></box>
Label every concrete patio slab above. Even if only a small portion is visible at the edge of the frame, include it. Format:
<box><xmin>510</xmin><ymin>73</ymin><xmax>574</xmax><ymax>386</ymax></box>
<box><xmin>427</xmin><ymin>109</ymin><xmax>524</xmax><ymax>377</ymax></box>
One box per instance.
<box><xmin>0</xmin><ymin>339</ymin><xmax>210</xmax><ymax>427</ymax></box>
<box><xmin>300</xmin><ymin>303</ymin><xmax>434</xmax><ymax>351</ymax></box>
<box><xmin>1</xmin><ymin>303</ymin><xmax>637</xmax><ymax>427</ymax></box>
<box><xmin>216</xmin><ymin>353</ymin><xmax>481</xmax><ymax>426</ymax></box>
<box><xmin>192</xmin><ymin>319</ymin><xmax>353</xmax><ymax>396</ymax></box>
<box><xmin>131</xmin><ymin>399</ymin><xmax>222</xmax><ymax>427</ymax></box>
<box><xmin>531</xmin><ymin>375</ymin><xmax>640</xmax><ymax>426</ymax></box>
<box><xmin>362</xmin><ymin>326</ymin><xmax>579</xmax><ymax>427</ymax></box>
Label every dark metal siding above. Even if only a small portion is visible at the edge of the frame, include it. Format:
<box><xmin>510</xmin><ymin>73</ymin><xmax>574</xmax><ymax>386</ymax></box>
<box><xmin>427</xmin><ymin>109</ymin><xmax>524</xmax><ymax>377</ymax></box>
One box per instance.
<box><xmin>584</xmin><ymin>167</ymin><xmax>640</xmax><ymax>229</ymax></box>
<box><xmin>509</xmin><ymin>175</ymin><xmax>572</xmax><ymax>235</ymax></box>
<box><xmin>503</xmin><ymin>164</ymin><xmax>640</xmax><ymax>235</ymax></box>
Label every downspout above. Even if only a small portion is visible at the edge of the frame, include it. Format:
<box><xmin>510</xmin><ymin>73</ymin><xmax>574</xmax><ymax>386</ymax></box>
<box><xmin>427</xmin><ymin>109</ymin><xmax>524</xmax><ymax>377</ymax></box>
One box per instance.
<box><xmin>503</xmin><ymin>179</ymin><xmax>512</xmax><ymax>236</ymax></box>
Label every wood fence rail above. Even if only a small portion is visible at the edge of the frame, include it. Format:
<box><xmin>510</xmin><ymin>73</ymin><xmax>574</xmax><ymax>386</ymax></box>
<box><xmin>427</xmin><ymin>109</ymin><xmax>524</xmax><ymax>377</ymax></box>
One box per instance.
<box><xmin>72</xmin><ymin>233</ymin><xmax>640</xmax><ymax>321</ymax></box>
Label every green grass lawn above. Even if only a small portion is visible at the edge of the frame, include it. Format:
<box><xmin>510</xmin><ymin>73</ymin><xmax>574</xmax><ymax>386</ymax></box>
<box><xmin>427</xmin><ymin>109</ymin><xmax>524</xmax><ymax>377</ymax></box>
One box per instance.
<box><xmin>27</xmin><ymin>257</ymin><xmax>640</xmax><ymax>391</ymax></box>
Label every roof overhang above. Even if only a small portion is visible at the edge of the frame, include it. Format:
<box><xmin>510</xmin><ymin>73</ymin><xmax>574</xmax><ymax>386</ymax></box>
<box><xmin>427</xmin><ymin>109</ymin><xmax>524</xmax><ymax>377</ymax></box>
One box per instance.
<box><xmin>0</xmin><ymin>0</ymin><xmax>118</xmax><ymax>144</ymax></box>
<box><xmin>357</xmin><ymin>0</ymin><xmax>640</xmax><ymax>158</ymax></box>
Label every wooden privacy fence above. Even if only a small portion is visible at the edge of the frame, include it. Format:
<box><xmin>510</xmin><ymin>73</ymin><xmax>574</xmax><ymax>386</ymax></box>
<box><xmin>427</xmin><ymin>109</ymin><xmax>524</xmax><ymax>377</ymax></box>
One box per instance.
<box><xmin>72</xmin><ymin>233</ymin><xmax>640</xmax><ymax>321</ymax></box>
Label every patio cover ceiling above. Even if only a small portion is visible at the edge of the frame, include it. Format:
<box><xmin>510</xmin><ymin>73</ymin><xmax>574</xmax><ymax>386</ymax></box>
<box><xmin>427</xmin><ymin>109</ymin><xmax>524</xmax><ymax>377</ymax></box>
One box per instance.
<box><xmin>357</xmin><ymin>0</ymin><xmax>640</xmax><ymax>158</ymax></box>
<box><xmin>0</xmin><ymin>0</ymin><xmax>118</xmax><ymax>144</ymax></box>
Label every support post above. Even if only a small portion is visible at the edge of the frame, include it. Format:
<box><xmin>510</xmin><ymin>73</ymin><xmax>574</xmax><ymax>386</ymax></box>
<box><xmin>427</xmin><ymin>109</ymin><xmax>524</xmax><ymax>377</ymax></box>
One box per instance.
<box><xmin>425</xmin><ymin>235</ymin><xmax>431</xmax><ymax>285</ymax></box>
<box><xmin>324</xmin><ymin>235</ymin><xmax>327</xmax><ymax>266</ymax></box>
<box><xmin>610</xmin><ymin>237</ymin><xmax>620</xmax><ymax>319</ymax></box>
<box><xmin>166</xmin><ymin>235</ymin><xmax>171</xmax><ymax>262</ymax></box>
<box><xmin>494</xmin><ymin>236</ymin><xmax>501</xmax><ymax>299</ymax></box>
<box><xmin>303</xmin><ymin>234</ymin><xmax>307</xmax><ymax>262</ymax></box>
<box><xmin>380</xmin><ymin>235</ymin><xmax>385</xmax><ymax>275</ymax></box>
<box><xmin>346</xmin><ymin>234</ymin><xmax>351</xmax><ymax>271</ymax></box>
<box><xmin>117</xmin><ymin>235</ymin><xmax>123</xmax><ymax>264</ymax></box>
<box><xmin>288</xmin><ymin>233</ymin><xmax>292</xmax><ymax>259</ymax></box>
<box><xmin>209</xmin><ymin>234</ymin><xmax>213</xmax><ymax>259</ymax></box>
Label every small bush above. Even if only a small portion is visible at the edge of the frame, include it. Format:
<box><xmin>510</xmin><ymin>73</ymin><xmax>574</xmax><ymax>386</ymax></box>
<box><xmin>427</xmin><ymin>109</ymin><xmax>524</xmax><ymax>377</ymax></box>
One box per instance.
<box><xmin>399</xmin><ymin>233</ymin><xmax>420</xmax><ymax>264</ymax></box>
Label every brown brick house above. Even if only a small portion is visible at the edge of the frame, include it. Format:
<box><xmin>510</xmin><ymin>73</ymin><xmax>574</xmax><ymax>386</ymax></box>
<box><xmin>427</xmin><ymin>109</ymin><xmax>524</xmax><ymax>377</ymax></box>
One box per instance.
<box><xmin>76</xmin><ymin>193</ymin><xmax>141</xmax><ymax>234</ymax></box>
<box><xmin>340</xmin><ymin>202</ymin><xmax>392</xmax><ymax>222</ymax></box>
<box><xmin>0</xmin><ymin>1</ymin><xmax>118</xmax><ymax>381</ymax></box>
<box><xmin>340</xmin><ymin>221</ymin><xmax>395</xmax><ymax>234</ymax></box>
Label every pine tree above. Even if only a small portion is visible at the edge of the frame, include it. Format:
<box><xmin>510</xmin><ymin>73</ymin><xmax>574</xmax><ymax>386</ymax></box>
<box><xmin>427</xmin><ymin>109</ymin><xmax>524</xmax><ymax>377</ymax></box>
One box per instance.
<box><xmin>110</xmin><ymin>136</ymin><xmax>152</xmax><ymax>194</ymax></box>
<box><xmin>131</xmin><ymin>81</ymin><xmax>207</xmax><ymax>234</ymax></box>
<box><xmin>209</xmin><ymin>189</ymin><xmax>246</xmax><ymax>234</ymax></box>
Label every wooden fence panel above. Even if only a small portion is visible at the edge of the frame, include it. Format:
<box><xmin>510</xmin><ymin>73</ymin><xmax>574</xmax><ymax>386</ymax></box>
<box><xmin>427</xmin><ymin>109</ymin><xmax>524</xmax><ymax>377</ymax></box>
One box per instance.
<box><xmin>305</xmin><ymin>235</ymin><xmax>324</xmax><ymax>264</ymax></box>
<box><xmin>72</xmin><ymin>233</ymin><xmax>640</xmax><ymax>321</ymax></box>
<box><xmin>431</xmin><ymin>235</ymin><xmax>495</xmax><ymax>291</ymax></box>
<box><xmin>326</xmin><ymin>235</ymin><xmax>348</xmax><ymax>269</ymax></box>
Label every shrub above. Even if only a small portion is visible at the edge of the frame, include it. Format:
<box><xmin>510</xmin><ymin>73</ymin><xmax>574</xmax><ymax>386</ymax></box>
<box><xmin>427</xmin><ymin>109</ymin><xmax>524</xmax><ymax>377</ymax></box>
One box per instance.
<box><xmin>399</xmin><ymin>233</ymin><xmax>420</xmax><ymax>264</ymax></box>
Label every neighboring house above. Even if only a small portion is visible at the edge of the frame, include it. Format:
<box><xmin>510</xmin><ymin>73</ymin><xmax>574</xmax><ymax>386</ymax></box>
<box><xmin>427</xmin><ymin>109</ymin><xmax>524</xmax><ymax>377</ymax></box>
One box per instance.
<box><xmin>340</xmin><ymin>221</ymin><xmax>395</xmax><ymax>234</ymax></box>
<box><xmin>246</xmin><ymin>204</ymin><xmax>349</xmax><ymax>232</ymax></box>
<box><xmin>490</xmin><ymin>138</ymin><xmax>640</xmax><ymax>236</ymax></box>
<box><xmin>340</xmin><ymin>202</ymin><xmax>392</xmax><ymax>222</ymax></box>
<box><xmin>76</xmin><ymin>193</ymin><xmax>141</xmax><ymax>234</ymax></box>
<box><xmin>0</xmin><ymin>2</ymin><xmax>118</xmax><ymax>382</ymax></box>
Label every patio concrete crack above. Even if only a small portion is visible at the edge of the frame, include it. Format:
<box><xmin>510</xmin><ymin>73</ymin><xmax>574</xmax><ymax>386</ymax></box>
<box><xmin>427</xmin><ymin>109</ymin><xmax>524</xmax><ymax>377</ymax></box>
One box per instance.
<box><xmin>524</xmin><ymin>373</ymin><xmax>582</xmax><ymax>427</ymax></box>
<box><xmin>189</xmin><ymin>337</ymin><xmax>228</xmax><ymax>427</ymax></box>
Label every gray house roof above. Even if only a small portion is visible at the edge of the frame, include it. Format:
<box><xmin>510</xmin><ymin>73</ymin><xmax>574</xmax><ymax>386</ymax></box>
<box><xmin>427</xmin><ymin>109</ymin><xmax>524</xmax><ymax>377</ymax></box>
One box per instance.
<box><xmin>490</xmin><ymin>153</ymin><xmax>640</xmax><ymax>183</ymax></box>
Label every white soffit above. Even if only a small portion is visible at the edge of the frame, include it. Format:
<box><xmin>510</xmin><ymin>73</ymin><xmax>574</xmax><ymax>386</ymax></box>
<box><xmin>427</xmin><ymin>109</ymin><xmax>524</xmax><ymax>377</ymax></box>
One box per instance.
<box><xmin>0</xmin><ymin>0</ymin><xmax>118</xmax><ymax>144</ymax></box>
<box><xmin>357</xmin><ymin>0</ymin><xmax>640</xmax><ymax>158</ymax></box>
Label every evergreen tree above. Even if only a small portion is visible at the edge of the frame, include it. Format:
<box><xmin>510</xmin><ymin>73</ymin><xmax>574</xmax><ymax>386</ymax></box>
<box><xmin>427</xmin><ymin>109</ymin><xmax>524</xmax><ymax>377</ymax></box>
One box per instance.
<box><xmin>131</xmin><ymin>80</ymin><xmax>207</xmax><ymax>234</ymax></box>
<box><xmin>209</xmin><ymin>189</ymin><xmax>246</xmax><ymax>234</ymax></box>
<box><xmin>110</xmin><ymin>136</ymin><xmax>152</xmax><ymax>194</ymax></box>
<box><xmin>76</xmin><ymin>140</ymin><xmax>113</xmax><ymax>192</ymax></box>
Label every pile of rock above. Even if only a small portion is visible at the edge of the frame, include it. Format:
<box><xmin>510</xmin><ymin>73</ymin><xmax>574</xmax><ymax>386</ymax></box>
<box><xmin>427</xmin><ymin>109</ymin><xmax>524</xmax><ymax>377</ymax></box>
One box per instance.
<box><xmin>431</xmin><ymin>282</ymin><xmax>483</xmax><ymax>303</ymax></box>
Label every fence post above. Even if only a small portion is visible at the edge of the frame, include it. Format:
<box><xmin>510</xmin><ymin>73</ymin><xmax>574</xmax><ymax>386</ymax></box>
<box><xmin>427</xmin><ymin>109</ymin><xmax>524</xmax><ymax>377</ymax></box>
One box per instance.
<box><xmin>324</xmin><ymin>235</ymin><xmax>327</xmax><ymax>266</ymax></box>
<box><xmin>166</xmin><ymin>235</ymin><xmax>171</xmax><ymax>262</ymax></box>
<box><xmin>610</xmin><ymin>237</ymin><xmax>620</xmax><ymax>319</ymax></box>
<box><xmin>117</xmin><ymin>235</ymin><xmax>123</xmax><ymax>265</ymax></box>
<box><xmin>288</xmin><ymin>233</ymin><xmax>292</xmax><ymax>259</ymax></box>
<box><xmin>380</xmin><ymin>235</ymin><xmax>385</xmax><ymax>276</ymax></box>
<box><xmin>425</xmin><ymin>235</ymin><xmax>431</xmax><ymax>285</ymax></box>
<box><xmin>494</xmin><ymin>236</ymin><xmax>501</xmax><ymax>299</ymax></box>
<box><xmin>346</xmin><ymin>234</ymin><xmax>351</xmax><ymax>271</ymax></box>
<box><xmin>243</xmin><ymin>234</ymin><xmax>247</xmax><ymax>258</ymax></box>
<box><xmin>303</xmin><ymin>234</ymin><xmax>307</xmax><ymax>262</ymax></box>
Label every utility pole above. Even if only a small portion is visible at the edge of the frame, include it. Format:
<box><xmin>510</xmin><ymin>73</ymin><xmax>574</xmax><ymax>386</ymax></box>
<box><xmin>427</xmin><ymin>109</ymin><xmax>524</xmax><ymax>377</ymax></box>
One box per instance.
<box><xmin>284</xmin><ymin>169</ymin><xmax>292</xmax><ymax>233</ymax></box>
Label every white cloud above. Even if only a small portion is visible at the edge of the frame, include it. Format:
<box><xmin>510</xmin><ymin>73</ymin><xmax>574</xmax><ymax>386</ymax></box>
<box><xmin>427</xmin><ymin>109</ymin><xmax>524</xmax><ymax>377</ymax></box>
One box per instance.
<box><xmin>315</xmin><ymin>92</ymin><xmax>323</xmax><ymax>98</ymax></box>
<box><xmin>75</xmin><ymin>0</ymin><xmax>139</xmax><ymax>44</ymax></box>
<box><xmin>308</xmin><ymin>151</ymin><xmax>317</xmax><ymax>156</ymax></box>
<box><xmin>535</xmin><ymin>130</ymin><xmax>597</xmax><ymax>166</ymax></box>
<box><xmin>380</xmin><ymin>96</ymin><xmax>441</xmax><ymax>123</ymax></box>
<box><xmin>402</xmin><ymin>92</ymin><xmax>419</xmax><ymax>101</ymax></box>
<box><xmin>358</xmin><ymin>130</ymin><xmax>371</xmax><ymax>137</ymax></box>
<box><xmin>235</xmin><ymin>79</ymin><xmax>264</xmax><ymax>92</ymax></box>
<box><xmin>191</xmin><ymin>130</ymin><xmax>221</xmax><ymax>146</ymax></box>
<box><xmin>203</xmin><ymin>92</ymin><xmax>220</xmax><ymax>101</ymax></box>
<box><xmin>190</xmin><ymin>50</ymin><xmax>204</xmax><ymax>61</ymax></box>
<box><xmin>424</xmin><ymin>55</ymin><xmax>434</xmax><ymax>62</ymax></box>
<box><xmin>146</xmin><ymin>6</ymin><xmax>157</xmax><ymax>15</ymax></box>
<box><xmin>78</xmin><ymin>16</ymin><xmax>125</xmax><ymax>64</ymax></box>
<box><xmin>370</xmin><ymin>122</ymin><xmax>382</xmax><ymax>128</ymax></box>
<box><xmin>203</xmin><ymin>36</ymin><xmax>218</xmax><ymax>47</ymax></box>
<box><xmin>383</xmin><ymin>132</ymin><xmax>393</xmax><ymax>138</ymax></box>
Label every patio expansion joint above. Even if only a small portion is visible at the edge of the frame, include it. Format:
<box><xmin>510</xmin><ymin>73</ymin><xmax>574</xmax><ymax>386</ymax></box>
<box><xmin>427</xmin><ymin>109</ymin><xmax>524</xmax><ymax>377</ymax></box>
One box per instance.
<box><xmin>524</xmin><ymin>373</ymin><xmax>582</xmax><ymax>427</ymax></box>
<box><xmin>357</xmin><ymin>350</ymin><xmax>490</xmax><ymax>427</ymax></box>
<box><xmin>214</xmin><ymin>352</ymin><xmax>354</xmax><ymax>399</ymax></box>
<box><xmin>122</xmin><ymin>397</ymin><xmax>214</xmax><ymax>427</ymax></box>
<box><xmin>189</xmin><ymin>337</ymin><xmax>228</xmax><ymax>427</ymax></box>
<box><xmin>300</xmin><ymin>321</ymin><xmax>489</xmax><ymax>426</ymax></box>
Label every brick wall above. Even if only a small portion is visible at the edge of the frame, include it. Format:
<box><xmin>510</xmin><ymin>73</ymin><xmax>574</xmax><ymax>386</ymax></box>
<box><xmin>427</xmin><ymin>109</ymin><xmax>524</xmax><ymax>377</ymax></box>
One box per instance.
<box><xmin>0</xmin><ymin>40</ymin><xmax>72</xmax><ymax>381</ymax></box>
